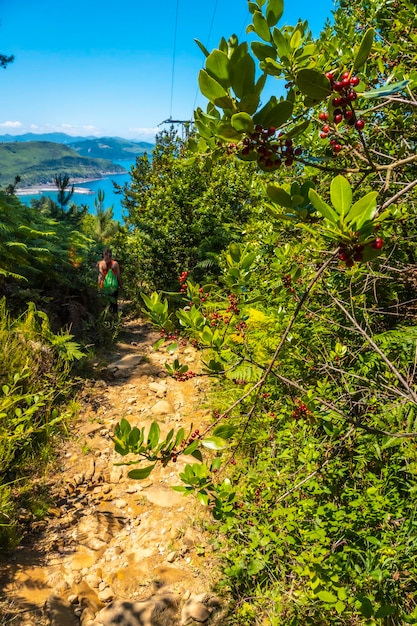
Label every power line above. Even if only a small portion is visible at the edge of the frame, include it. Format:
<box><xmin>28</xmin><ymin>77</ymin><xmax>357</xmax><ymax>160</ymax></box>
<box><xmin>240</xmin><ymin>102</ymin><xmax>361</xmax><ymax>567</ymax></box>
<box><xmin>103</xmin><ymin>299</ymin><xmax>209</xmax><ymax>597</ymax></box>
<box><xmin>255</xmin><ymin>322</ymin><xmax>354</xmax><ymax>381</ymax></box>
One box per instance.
<box><xmin>192</xmin><ymin>0</ymin><xmax>219</xmax><ymax>113</ymax></box>
<box><xmin>170</xmin><ymin>0</ymin><xmax>180</xmax><ymax>119</ymax></box>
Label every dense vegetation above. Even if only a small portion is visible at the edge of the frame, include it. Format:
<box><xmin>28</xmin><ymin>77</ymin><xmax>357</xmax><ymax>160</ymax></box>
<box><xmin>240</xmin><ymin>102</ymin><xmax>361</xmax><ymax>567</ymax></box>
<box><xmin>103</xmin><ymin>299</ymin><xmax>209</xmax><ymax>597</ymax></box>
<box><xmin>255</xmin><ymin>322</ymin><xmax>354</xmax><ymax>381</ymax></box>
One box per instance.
<box><xmin>112</xmin><ymin>0</ymin><xmax>417</xmax><ymax>624</ymax></box>
<box><xmin>3</xmin><ymin>0</ymin><xmax>417</xmax><ymax>623</ymax></box>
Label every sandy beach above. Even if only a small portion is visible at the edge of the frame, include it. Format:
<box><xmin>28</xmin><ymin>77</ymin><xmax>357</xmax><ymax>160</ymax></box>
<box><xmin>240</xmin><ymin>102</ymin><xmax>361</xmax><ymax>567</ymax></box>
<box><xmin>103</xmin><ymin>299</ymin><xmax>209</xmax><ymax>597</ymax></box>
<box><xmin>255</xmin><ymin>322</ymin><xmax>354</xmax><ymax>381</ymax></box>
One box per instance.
<box><xmin>15</xmin><ymin>185</ymin><xmax>95</xmax><ymax>196</ymax></box>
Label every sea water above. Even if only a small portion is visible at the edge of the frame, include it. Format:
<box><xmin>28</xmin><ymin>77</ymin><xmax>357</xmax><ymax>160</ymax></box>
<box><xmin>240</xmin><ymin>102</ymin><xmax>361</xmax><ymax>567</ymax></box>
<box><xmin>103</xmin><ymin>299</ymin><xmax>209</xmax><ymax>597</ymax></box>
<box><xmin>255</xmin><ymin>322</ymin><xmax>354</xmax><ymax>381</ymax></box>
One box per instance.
<box><xmin>17</xmin><ymin>158</ymin><xmax>139</xmax><ymax>223</ymax></box>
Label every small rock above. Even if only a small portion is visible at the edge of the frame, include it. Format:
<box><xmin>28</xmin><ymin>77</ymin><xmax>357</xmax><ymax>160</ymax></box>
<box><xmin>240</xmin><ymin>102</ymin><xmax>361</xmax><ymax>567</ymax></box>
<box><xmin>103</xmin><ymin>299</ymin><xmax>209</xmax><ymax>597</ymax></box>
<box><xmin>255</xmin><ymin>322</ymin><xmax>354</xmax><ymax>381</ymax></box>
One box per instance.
<box><xmin>98</xmin><ymin>587</ymin><xmax>115</xmax><ymax>603</ymax></box>
<box><xmin>151</xmin><ymin>400</ymin><xmax>172</xmax><ymax>415</ymax></box>
<box><xmin>166</xmin><ymin>550</ymin><xmax>177</xmax><ymax>563</ymax></box>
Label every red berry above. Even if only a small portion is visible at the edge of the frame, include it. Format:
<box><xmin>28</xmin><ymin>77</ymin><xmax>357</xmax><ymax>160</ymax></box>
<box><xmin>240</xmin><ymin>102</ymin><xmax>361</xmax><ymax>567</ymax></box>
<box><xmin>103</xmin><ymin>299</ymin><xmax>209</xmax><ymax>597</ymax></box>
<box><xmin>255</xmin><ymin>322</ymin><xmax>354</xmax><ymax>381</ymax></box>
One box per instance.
<box><xmin>333</xmin><ymin>143</ymin><xmax>342</xmax><ymax>153</ymax></box>
<box><xmin>319</xmin><ymin>111</ymin><xmax>328</xmax><ymax>120</ymax></box>
<box><xmin>342</xmin><ymin>77</ymin><xmax>351</xmax><ymax>88</ymax></box>
<box><xmin>355</xmin><ymin>119</ymin><xmax>365</xmax><ymax>130</ymax></box>
<box><xmin>338</xmin><ymin>252</ymin><xmax>349</xmax><ymax>262</ymax></box>
<box><xmin>332</xmin><ymin>97</ymin><xmax>341</xmax><ymax>107</ymax></box>
<box><xmin>320</xmin><ymin>132</ymin><xmax>328</xmax><ymax>139</ymax></box>
<box><xmin>333</xmin><ymin>81</ymin><xmax>344</xmax><ymax>92</ymax></box>
<box><xmin>334</xmin><ymin>114</ymin><xmax>343</xmax><ymax>124</ymax></box>
<box><xmin>325</xmin><ymin>71</ymin><xmax>334</xmax><ymax>81</ymax></box>
<box><xmin>350</xmin><ymin>75</ymin><xmax>360</xmax><ymax>86</ymax></box>
<box><xmin>348</xmin><ymin>90</ymin><xmax>357</xmax><ymax>101</ymax></box>
<box><xmin>372</xmin><ymin>237</ymin><xmax>384</xmax><ymax>249</ymax></box>
<box><xmin>323</xmin><ymin>125</ymin><xmax>330</xmax><ymax>133</ymax></box>
<box><xmin>342</xmin><ymin>71</ymin><xmax>351</xmax><ymax>79</ymax></box>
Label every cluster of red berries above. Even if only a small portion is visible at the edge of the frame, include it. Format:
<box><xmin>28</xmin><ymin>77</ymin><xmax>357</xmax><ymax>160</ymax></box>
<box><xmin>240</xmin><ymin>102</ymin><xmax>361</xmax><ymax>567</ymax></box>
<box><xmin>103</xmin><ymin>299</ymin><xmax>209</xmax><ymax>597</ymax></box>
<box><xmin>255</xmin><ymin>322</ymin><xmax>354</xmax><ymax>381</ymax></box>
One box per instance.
<box><xmin>239</xmin><ymin>125</ymin><xmax>302</xmax><ymax>170</ymax></box>
<box><xmin>173</xmin><ymin>370</ymin><xmax>196</xmax><ymax>382</ymax></box>
<box><xmin>160</xmin><ymin>329</ymin><xmax>180</xmax><ymax>340</ymax></box>
<box><xmin>234</xmin><ymin>320</ymin><xmax>247</xmax><ymax>336</ymax></box>
<box><xmin>210</xmin><ymin>311</ymin><xmax>231</xmax><ymax>327</ymax></box>
<box><xmin>179</xmin><ymin>270</ymin><xmax>189</xmax><ymax>293</ymax></box>
<box><xmin>319</xmin><ymin>71</ymin><xmax>365</xmax><ymax>153</ymax></box>
<box><xmin>292</xmin><ymin>399</ymin><xmax>311</xmax><ymax>419</ymax></box>
<box><xmin>213</xmin><ymin>409</ymin><xmax>221</xmax><ymax>419</ymax></box>
<box><xmin>338</xmin><ymin>237</ymin><xmax>384</xmax><ymax>267</ymax></box>
<box><xmin>198</xmin><ymin>286</ymin><xmax>207</xmax><ymax>303</ymax></box>
<box><xmin>226</xmin><ymin>293</ymin><xmax>240</xmax><ymax>315</ymax></box>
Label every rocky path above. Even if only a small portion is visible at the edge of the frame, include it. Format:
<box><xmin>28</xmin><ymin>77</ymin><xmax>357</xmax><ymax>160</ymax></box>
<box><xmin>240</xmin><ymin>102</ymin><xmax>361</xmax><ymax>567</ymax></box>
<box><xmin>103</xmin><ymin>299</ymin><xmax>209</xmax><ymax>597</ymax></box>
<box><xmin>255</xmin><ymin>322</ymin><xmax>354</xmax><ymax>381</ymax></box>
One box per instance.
<box><xmin>0</xmin><ymin>319</ymin><xmax>226</xmax><ymax>625</ymax></box>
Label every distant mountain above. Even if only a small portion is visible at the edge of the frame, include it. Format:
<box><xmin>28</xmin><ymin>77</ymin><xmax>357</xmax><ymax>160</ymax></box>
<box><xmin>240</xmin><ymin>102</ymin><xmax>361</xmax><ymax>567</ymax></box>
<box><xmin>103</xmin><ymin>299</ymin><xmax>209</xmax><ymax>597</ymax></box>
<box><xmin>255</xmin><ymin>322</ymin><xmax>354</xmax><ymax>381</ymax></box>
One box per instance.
<box><xmin>0</xmin><ymin>132</ymin><xmax>96</xmax><ymax>144</ymax></box>
<box><xmin>0</xmin><ymin>141</ymin><xmax>127</xmax><ymax>188</ymax></box>
<box><xmin>0</xmin><ymin>132</ymin><xmax>155</xmax><ymax>153</ymax></box>
<box><xmin>68</xmin><ymin>136</ymin><xmax>153</xmax><ymax>160</ymax></box>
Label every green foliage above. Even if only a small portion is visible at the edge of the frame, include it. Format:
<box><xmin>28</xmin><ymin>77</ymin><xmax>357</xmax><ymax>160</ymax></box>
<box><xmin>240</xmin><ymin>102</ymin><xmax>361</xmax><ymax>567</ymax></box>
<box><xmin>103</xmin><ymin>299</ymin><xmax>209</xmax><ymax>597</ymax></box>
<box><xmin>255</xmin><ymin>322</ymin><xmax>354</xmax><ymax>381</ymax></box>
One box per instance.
<box><xmin>119</xmin><ymin>127</ymin><xmax>257</xmax><ymax>296</ymax></box>
<box><xmin>110</xmin><ymin>0</ymin><xmax>417</xmax><ymax>623</ymax></box>
<box><xmin>0</xmin><ymin>298</ymin><xmax>83</xmax><ymax>549</ymax></box>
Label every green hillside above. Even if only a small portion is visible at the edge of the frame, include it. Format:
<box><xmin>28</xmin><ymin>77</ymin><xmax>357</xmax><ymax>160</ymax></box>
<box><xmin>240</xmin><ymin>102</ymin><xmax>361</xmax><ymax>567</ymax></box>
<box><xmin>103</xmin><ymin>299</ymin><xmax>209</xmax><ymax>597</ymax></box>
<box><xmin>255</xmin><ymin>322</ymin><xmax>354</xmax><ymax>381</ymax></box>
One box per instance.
<box><xmin>68</xmin><ymin>136</ymin><xmax>153</xmax><ymax>159</ymax></box>
<box><xmin>0</xmin><ymin>141</ymin><xmax>126</xmax><ymax>187</ymax></box>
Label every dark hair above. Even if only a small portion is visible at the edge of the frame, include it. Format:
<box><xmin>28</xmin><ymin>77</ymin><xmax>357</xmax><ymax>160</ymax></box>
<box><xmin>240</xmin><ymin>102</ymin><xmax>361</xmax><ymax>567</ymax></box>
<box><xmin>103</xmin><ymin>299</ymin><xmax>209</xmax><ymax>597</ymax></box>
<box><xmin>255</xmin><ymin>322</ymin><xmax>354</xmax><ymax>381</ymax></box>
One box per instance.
<box><xmin>103</xmin><ymin>248</ymin><xmax>112</xmax><ymax>257</ymax></box>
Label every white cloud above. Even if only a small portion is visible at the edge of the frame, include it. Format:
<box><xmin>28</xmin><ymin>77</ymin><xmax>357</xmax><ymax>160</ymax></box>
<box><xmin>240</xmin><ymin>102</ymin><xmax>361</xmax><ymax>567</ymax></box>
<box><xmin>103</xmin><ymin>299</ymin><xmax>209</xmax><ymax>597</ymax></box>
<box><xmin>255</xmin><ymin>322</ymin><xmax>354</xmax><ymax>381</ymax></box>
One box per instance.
<box><xmin>128</xmin><ymin>126</ymin><xmax>158</xmax><ymax>141</ymax></box>
<box><xmin>0</xmin><ymin>121</ymin><xmax>23</xmax><ymax>129</ymax></box>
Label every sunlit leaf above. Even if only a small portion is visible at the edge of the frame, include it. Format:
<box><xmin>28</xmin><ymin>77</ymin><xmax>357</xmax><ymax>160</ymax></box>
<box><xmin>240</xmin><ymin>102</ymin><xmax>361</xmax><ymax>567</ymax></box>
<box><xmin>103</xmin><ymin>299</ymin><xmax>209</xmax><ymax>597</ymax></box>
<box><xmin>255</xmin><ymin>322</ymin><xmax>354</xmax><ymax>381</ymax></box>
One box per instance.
<box><xmin>253</xmin><ymin>11</ymin><xmax>271</xmax><ymax>42</ymax></box>
<box><xmin>308</xmin><ymin>189</ymin><xmax>338</xmax><ymax>223</ymax></box>
<box><xmin>353</xmin><ymin>28</ymin><xmax>375</xmax><ymax>69</ymax></box>
<box><xmin>128</xmin><ymin>464</ymin><xmax>156</xmax><ymax>480</ymax></box>
<box><xmin>296</xmin><ymin>69</ymin><xmax>332</xmax><ymax>101</ymax></box>
<box><xmin>202</xmin><ymin>436</ymin><xmax>228</xmax><ymax>450</ymax></box>
<box><xmin>267</xmin><ymin>185</ymin><xmax>293</xmax><ymax>208</ymax></box>
<box><xmin>266</xmin><ymin>0</ymin><xmax>284</xmax><ymax>26</ymax></box>
<box><xmin>198</xmin><ymin>69</ymin><xmax>229</xmax><ymax>103</ymax></box>
<box><xmin>231</xmin><ymin>112</ymin><xmax>254</xmax><ymax>133</ymax></box>
<box><xmin>206</xmin><ymin>50</ymin><xmax>231</xmax><ymax>89</ymax></box>
<box><xmin>330</xmin><ymin>175</ymin><xmax>352</xmax><ymax>218</ymax></box>
<box><xmin>361</xmin><ymin>79</ymin><xmax>409</xmax><ymax>99</ymax></box>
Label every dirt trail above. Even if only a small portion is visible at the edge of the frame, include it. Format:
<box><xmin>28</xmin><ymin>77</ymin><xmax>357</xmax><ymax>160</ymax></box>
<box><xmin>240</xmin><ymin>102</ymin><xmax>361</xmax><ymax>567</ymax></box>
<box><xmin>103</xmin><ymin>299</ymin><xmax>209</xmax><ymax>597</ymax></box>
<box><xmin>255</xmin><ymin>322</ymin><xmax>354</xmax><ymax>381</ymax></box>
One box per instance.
<box><xmin>0</xmin><ymin>319</ymin><xmax>226</xmax><ymax>625</ymax></box>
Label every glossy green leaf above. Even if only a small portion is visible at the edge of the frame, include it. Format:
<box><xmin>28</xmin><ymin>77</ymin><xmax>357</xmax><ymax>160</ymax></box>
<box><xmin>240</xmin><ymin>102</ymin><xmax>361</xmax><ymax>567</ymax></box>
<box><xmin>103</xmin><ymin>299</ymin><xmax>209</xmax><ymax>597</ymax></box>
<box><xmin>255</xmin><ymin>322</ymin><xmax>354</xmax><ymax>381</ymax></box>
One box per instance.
<box><xmin>272</xmin><ymin>27</ymin><xmax>291</xmax><ymax>58</ymax></box>
<box><xmin>345</xmin><ymin>191</ymin><xmax>378</xmax><ymax>229</ymax></box>
<box><xmin>308</xmin><ymin>189</ymin><xmax>338</xmax><ymax>223</ymax></box>
<box><xmin>253</xmin><ymin>11</ymin><xmax>271</xmax><ymax>42</ymax></box>
<box><xmin>238</xmin><ymin>93</ymin><xmax>261</xmax><ymax>115</ymax></box>
<box><xmin>361</xmin><ymin>79</ymin><xmax>409</xmax><ymax>99</ymax></box>
<box><xmin>213</xmin><ymin>424</ymin><xmax>236</xmax><ymax>439</ymax></box>
<box><xmin>267</xmin><ymin>185</ymin><xmax>293</xmax><ymax>208</ymax></box>
<box><xmin>251</xmin><ymin>41</ymin><xmax>277</xmax><ymax>62</ymax></box>
<box><xmin>183</xmin><ymin>439</ymin><xmax>199</xmax><ymax>455</ymax></box>
<box><xmin>241</xmin><ymin>252</ymin><xmax>256</xmax><ymax>269</ymax></box>
<box><xmin>254</xmin><ymin>99</ymin><xmax>293</xmax><ymax>128</ymax></box>
<box><xmin>231</xmin><ymin>54</ymin><xmax>256</xmax><ymax>98</ymax></box>
<box><xmin>198</xmin><ymin>69</ymin><xmax>229</xmax><ymax>104</ymax></box>
<box><xmin>231</xmin><ymin>112</ymin><xmax>254</xmax><ymax>133</ymax></box>
<box><xmin>148</xmin><ymin>421</ymin><xmax>160</xmax><ymax>448</ymax></box>
<box><xmin>194</xmin><ymin>38</ymin><xmax>210</xmax><ymax>58</ymax></box>
<box><xmin>296</xmin><ymin>69</ymin><xmax>332</xmax><ymax>101</ymax></box>
<box><xmin>353</xmin><ymin>28</ymin><xmax>375</xmax><ymax>69</ymax></box>
<box><xmin>330</xmin><ymin>175</ymin><xmax>352</xmax><ymax>218</ymax></box>
<box><xmin>266</xmin><ymin>0</ymin><xmax>284</xmax><ymax>26</ymax></box>
<box><xmin>317</xmin><ymin>590</ymin><xmax>337</xmax><ymax>603</ymax></box>
<box><xmin>197</xmin><ymin>491</ymin><xmax>210</xmax><ymax>506</ymax></box>
<box><xmin>202</xmin><ymin>436</ymin><xmax>228</xmax><ymax>450</ymax></box>
<box><xmin>229</xmin><ymin>242</ymin><xmax>241</xmax><ymax>262</ymax></box>
<box><xmin>206</xmin><ymin>50</ymin><xmax>231</xmax><ymax>89</ymax></box>
<box><xmin>128</xmin><ymin>464</ymin><xmax>156</xmax><ymax>480</ymax></box>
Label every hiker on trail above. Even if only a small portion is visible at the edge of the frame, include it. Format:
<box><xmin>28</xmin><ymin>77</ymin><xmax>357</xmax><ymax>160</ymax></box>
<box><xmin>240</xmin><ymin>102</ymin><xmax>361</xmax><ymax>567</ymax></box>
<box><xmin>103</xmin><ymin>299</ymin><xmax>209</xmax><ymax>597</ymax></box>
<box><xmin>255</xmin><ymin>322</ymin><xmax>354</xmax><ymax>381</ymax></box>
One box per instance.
<box><xmin>98</xmin><ymin>248</ymin><xmax>123</xmax><ymax>314</ymax></box>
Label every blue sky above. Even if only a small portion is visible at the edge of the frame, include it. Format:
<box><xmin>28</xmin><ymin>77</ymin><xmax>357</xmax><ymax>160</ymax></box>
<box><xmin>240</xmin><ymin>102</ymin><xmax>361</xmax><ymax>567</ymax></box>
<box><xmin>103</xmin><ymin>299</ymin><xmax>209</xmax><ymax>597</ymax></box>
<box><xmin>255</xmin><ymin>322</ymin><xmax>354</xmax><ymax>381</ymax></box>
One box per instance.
<box><xmin>0</xmin><ymin>0</ymin><xmax>335</xmax><ymax>141</ymax></box>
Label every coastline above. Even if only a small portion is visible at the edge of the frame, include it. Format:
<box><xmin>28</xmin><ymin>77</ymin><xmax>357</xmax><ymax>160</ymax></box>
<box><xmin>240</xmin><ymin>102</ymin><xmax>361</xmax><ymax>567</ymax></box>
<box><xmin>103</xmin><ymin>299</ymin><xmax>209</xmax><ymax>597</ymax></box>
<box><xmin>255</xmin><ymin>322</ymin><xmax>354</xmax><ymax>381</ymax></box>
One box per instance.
<box><xmin>15</xmin><ymin>170</ymin><xmax>127</xmax><ymax>196</ymax></box>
